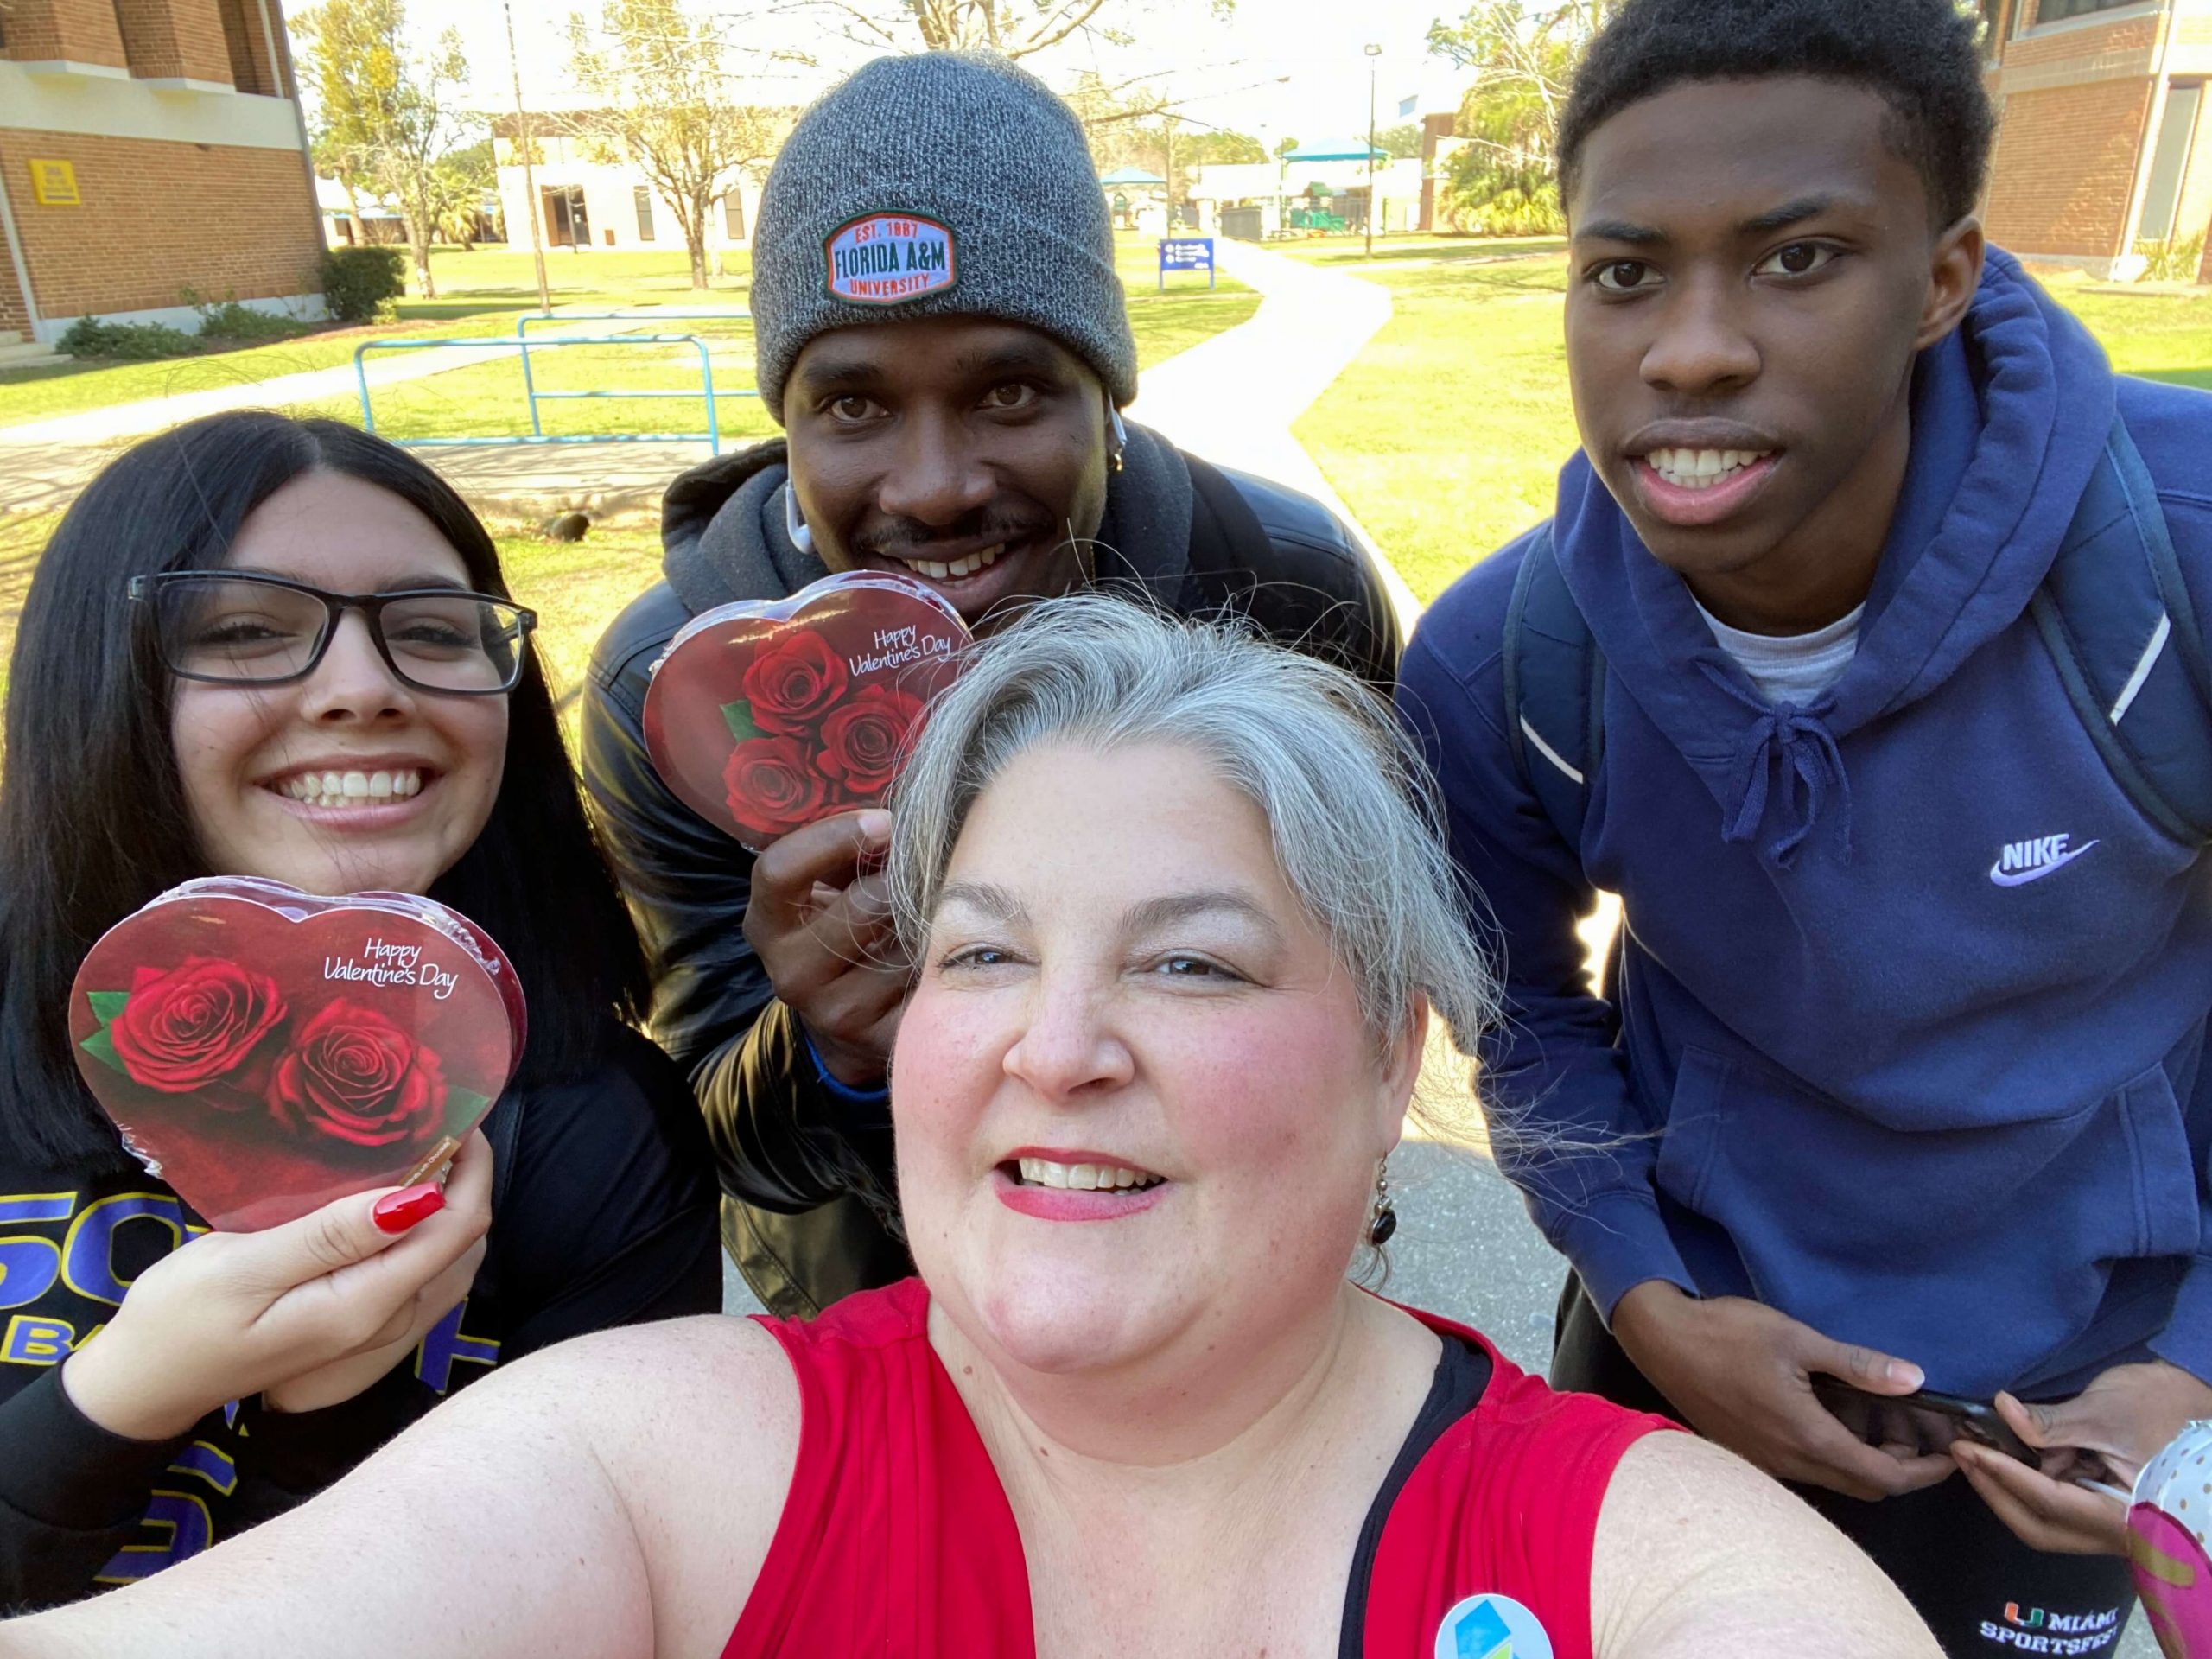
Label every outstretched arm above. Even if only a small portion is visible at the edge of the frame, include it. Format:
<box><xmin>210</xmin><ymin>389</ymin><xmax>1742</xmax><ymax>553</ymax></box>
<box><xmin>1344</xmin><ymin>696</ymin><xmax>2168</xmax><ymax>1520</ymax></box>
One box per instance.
<box><xmin>1591</xmin><ymin>1432</ymin><xmax>1940</xmax><ymax>1658</ymax></box>
<box><xmin>0</xmin><ymin>1317</ymin><xmax>798</xmax><ymax>1659</ymax></box>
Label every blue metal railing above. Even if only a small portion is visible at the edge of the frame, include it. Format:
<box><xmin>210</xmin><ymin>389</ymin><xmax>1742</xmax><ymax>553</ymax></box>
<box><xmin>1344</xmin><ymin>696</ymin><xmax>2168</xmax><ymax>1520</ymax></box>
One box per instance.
<box><xmin>353</xmin><ymin>320</ymin><xmax>753</xmax><ymax>453</ymax></box>
<box><xmin>512</xmin><ymin>309</ymin><xmax>757</xmax><ymax>441</ymax></box>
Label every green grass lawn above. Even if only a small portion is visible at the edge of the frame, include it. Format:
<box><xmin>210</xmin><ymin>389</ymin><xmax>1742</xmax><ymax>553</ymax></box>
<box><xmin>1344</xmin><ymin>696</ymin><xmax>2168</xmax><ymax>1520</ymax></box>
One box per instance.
<box><xmin>1297</xmin><ymin>251</ymin><xmax>2212</xmax><ymax>606</ymax></box>
<box><xmin>492</xmin><ymin>519</ymin><xmax>669</xmax><ymax>721</ymax></box>
<box><xmin>0</xmin><ymin>316</ymin><xmax>499</xmax><ymax>429</ymax></box>
<box><xmin>285</xmin><ymin>321</ymin><xmax>777</xmax><ymax>447</ymax></box>
<box><xmin>277</xmin><ymin>232</ymin><xmax>1255</xmax><ymax>444</ymax></box>
<box><xmin>0</xmin><ymin>245</ymin><xmax>754</xmax><ymax>431</ymax></box>
<box><xmin>1274</xmin><ymin>232</ymin><xmax>1567</xmax><ymax>267</ymax></box>
<box><xmin>2042</xmin><ymin>270</ymin><xmax>2212</xmax><ymax>391</ymax></box>
<box><xmin>0</xmin><ymin>236</ymin><xmax>1255</xmax><ymax>438</ymax></box>
<box><xmin>0</xmin><ymin>512</ymin><xmax>54</xmax><ymax>711</ymax></box>
<box><xmin>1294</xmin><ymin>251</ymin><xmax>1580</xmax><ymax>605</ymax></box>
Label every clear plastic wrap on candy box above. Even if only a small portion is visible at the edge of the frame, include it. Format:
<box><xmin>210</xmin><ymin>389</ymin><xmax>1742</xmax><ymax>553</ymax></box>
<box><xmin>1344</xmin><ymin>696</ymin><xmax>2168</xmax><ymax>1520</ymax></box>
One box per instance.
<box><xmin>68</xmin><ymin>878</ymin><xmax>524</xmax><ymax>1232</ymax></box>
<box><xmin>2130</xmin><ymin>1421</ymin><xmax>2212</xmax><ymax>1656</ymax></box>
<box><xmin>642</xmin><ymin>570</ymin><xmax>972</xmax><ymax>851</ymax></box>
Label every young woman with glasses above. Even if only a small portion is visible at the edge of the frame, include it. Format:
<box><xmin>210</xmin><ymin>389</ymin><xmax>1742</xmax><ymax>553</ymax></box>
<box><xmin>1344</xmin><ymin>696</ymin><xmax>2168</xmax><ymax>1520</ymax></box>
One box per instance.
<box><xmin>0</xmin><ymin>413</ymin><xmax>721</xmax><ymax>1611</ymax></box>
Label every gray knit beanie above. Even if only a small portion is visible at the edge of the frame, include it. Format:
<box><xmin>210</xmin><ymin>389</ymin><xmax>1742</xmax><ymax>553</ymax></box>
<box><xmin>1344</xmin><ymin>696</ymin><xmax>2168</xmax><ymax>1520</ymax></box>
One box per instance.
<box><xmin>751</xmin><ymin>51</ymin><xmax>1138</xmax><ymax>421</ymax></box>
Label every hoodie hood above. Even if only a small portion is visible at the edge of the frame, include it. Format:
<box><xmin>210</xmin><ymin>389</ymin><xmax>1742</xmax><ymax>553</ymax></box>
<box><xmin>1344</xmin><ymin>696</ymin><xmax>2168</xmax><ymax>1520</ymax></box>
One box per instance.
<box><xmin>658</xmin><ymin>426</ymin><xmax>1198</xmax><ymax>618</ymax></box>
<box><xmin>660</xmin><ymin>439</ymin><xmax>821</xmax><ymax>616</ymax></box>
<box><xmin>1551</xmin><ymin>251</ymin><xmax>2120</xmax><ymax>866</ymax></box>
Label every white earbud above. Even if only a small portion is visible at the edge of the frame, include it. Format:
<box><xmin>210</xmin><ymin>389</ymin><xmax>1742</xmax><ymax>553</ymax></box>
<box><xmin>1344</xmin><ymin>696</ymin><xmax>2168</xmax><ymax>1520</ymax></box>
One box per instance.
<box><xmin>1109</xmin><ymin>407</ymin><xmax>1128</xmax><ymax>447</ymax></box>
<box><xmin>783</xmin><ymin>481</ymin><xmax>814</xmax><ymax>555</ymax></box>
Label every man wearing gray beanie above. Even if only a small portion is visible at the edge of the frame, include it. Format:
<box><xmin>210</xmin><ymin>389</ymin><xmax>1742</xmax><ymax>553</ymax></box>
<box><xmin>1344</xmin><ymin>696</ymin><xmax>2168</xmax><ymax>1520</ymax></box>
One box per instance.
<box><xmin>582</xmin><ymin>49</ymin><xmax>1398</xmax><ymax>1318</ymax></box>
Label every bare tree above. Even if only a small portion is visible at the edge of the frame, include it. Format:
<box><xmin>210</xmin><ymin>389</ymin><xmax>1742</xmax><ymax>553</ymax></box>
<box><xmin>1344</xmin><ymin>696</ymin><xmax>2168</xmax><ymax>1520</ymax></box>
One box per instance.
<box><xmin>296</xmin><ymin>0</ymin><xmax>479</xmax><ymax>297</ymax></box>
<box><xmin>775</xmin><ymin>0</ymin><xmax>1235</xmax><ymax>67</ymax></box>
<box><xmin>1425</xmin><ymin>0</ymin><xmax>1618</xmax><ymax>169</ymax></box>
<box><xmin>801</xmin><ymin>0</ymin><xmax>1111</xmax><ymax>61</ymax></box>
<box><xmin>567</xmin><ymin>0</ymin><xmax>791</xmax><ymax>289</ymax></box>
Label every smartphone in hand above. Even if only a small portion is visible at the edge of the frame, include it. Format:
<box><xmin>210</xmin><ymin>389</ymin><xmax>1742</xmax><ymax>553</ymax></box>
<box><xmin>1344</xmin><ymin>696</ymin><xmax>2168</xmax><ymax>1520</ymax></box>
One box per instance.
<box><xmin>1812</xmin><ymin>1376</ymin><xmax>2037</xmax><ymax>1464</ymax></box>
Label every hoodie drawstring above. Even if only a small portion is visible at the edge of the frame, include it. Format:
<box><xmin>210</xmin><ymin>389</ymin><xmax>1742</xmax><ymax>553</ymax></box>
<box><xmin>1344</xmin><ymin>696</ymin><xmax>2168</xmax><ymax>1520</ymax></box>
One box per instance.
<box><xmin>1699</xmin><ymin>661</ymin><xmax>1854</xmax><ymax>867</ymax></box>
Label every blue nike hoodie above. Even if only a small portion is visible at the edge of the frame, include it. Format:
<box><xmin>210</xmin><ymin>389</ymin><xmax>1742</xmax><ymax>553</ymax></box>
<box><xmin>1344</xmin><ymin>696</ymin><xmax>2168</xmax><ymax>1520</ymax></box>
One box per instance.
<box><xmin>1400</xmin><ymin>252</ymin><xmax>2212</xmax><ymax>1397</ymax></box>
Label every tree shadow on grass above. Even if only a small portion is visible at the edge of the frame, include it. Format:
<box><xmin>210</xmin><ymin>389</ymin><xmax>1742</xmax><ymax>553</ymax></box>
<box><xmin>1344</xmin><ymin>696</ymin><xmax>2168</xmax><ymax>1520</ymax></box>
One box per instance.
<box><xmin>397</xmin><ymin>299</ymin><xmax>544</xmax><ymax>321</ymax></box>
<box><xmin>0</xmin><ymin>362</ymin><xmax>85</xmax><ymax>389</ymax></box>
<box><xmin>2139</xmin><ymin>365</ymin><xmax>2212</xmax><ymax>390</ymax></box>
<box><xmin>1300</xmin><ymin>237</ymin><xmax>1567</xmax><ymax>266</ymax></box>
<box><xmin>0</xmin><ymin>512</ymin><xmax>58</xmax><ymax>721</ymax></box>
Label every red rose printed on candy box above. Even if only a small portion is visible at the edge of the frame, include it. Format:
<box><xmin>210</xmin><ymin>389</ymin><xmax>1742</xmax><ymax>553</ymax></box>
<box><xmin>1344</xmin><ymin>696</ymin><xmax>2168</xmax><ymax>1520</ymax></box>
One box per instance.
<box><xmin>70</xmin><ymin>880</ymin><xmax>522</xmax><ymax>1233</ymax></box>
<box><xmin>741</xmin><ymin>629</ymin><xmax>849</xmax><ymax>735</ymax></box>
<box><xmin>269</xmin><ymin>998</ymin><xmax>448</xmax><ymax>1150</ymax></box>
<box><xmin>817</xmin><ymin>683</ymin><xmax>926</xmax><ymax>798</ymax></box>
<box><xmin>721</xmin><ymin>734</ymin><xmax>833</xmax><ymax>842</ymax></box>
<box><xmin>98</xmin><ymin>956</ymin><xmax>287</xmax><ymax>1104</ymax></box>
<box><xmin>643</xmin><ymin>570</ymin><xmax>971</xmax><ymax>850</ymax></box>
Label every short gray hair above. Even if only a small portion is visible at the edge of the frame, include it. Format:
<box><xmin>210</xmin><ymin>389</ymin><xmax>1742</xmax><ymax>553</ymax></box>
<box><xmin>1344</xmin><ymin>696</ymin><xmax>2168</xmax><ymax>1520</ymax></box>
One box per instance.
<box><xmin>887</xmin><ymin>597</ymin><xmax>1497</xmax><ymax>1077</ymax></box>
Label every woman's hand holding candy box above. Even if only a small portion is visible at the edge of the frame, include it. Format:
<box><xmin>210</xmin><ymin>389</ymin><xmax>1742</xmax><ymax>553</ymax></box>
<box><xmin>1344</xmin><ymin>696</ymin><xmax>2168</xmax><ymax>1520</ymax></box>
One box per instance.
<box><xmin>60</xmin><ymin>1133</ymin><xmax>492</xmax><ymax>1441</ymax></box>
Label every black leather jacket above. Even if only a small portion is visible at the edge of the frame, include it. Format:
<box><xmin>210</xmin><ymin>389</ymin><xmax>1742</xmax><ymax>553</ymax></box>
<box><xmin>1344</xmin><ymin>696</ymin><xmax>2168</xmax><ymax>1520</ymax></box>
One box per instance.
<box><xmin>582</xmin><ymin>438</ymin><xmax>1401</xmax><ymax>1315</ymax></box>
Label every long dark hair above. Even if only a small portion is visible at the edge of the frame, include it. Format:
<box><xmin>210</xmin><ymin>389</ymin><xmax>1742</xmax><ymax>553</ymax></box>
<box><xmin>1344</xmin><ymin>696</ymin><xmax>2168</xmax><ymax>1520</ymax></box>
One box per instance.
<box><xmin>0</xmin><ymin>412</ymin><xmax>651</xmax><ymax>1168</ymax></box>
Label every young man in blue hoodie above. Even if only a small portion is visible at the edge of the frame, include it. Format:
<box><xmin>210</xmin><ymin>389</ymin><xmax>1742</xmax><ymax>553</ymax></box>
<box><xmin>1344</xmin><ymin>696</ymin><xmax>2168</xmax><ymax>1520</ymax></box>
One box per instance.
<box><xmin>1399</xmin><ymin>0</ymin><xmax>2212</xmax><ymax>1649</ymax></box>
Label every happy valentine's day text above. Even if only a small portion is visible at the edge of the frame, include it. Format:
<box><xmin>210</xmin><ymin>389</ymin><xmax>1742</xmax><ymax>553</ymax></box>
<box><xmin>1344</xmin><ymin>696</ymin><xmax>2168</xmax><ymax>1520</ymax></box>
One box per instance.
<box><xmin>322</xmin><ymin>938</ymin><xmax>460</xmax><ymax>1000</ymax></box>
<box><xmin>849</xmin><ymin>626</ymin><xmax>956</xmax><ymax>677</ymax></box>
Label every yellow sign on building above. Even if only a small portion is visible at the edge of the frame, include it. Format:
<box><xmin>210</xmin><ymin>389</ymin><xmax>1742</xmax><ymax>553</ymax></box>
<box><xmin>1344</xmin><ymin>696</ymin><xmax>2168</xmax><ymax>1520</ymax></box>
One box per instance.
<box><xmin>29</xmin><ymin>160</ymin><xmax>80</xmax><ymax>207</ymax></box>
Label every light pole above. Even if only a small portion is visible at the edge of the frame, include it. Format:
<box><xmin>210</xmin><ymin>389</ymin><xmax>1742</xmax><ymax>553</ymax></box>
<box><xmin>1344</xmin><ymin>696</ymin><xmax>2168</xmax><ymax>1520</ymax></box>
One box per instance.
<box><xmin>1163</xmin><ymin>114</ymin><xmax>1177</xmax><ymax>230</ymax></box>
<box><xmin>1363</xmin><ymin>43</ymin><xmax>1382</xmax><ymax>258</ymax></box>
<box><xmin>505</xmin><ymin>2</ymin><xmax>550</xmax><ymax>314</ymax></box>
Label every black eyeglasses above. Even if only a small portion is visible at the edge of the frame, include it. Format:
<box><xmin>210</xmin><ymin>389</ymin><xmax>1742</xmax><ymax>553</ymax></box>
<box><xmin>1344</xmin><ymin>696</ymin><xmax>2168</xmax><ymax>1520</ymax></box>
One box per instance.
<box><xmin>129</xmin><ymin>572</ymin><xmax>537</xmax><ymax>696</ymax></box>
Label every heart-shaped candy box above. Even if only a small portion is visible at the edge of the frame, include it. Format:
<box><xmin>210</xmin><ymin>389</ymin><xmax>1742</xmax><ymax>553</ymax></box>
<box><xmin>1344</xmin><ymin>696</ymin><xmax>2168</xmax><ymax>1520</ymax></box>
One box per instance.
<box><xmin>70</xmin><ymin>880</ymin><xmax>523</xmax><ymax>1232</ymax></box>
<box><xmin>643</xmin><ymin>570</ymin><xmax>971</xmax><ymax>850</ymax></box>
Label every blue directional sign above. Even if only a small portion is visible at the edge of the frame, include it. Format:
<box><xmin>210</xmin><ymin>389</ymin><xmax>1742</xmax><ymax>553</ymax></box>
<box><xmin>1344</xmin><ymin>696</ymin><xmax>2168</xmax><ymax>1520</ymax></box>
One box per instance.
<box><xmin>1158</xmin><ymin>237</ymin><xmax>1217</xmax><ymax>290</ymax></box>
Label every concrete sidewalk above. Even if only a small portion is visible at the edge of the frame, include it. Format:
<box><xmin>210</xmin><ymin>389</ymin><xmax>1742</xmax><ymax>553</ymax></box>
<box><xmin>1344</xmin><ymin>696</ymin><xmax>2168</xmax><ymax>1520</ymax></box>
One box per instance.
<box><xmin>0</xmin><ymin>336</ymin><xmax>533</xmax><ymax>452</ymax></box>
<box><xmin>0</xmin><ymin>339</ymin><xmax>551</xmax><ymax>516</ymax></box>
<box><xmin>0</xmin><ymin>308</ymin><xmax>747</xmax><ymax>517</ymax></box>
<box><xmin>1127</xmin><ymin>238</ymin><xmax>1417</xmax><ymax>632</ymax></box>
<box><xmin>423</xmin><ymin>437</ymin><xmax>715</xmax><ymax>523</ymax></box>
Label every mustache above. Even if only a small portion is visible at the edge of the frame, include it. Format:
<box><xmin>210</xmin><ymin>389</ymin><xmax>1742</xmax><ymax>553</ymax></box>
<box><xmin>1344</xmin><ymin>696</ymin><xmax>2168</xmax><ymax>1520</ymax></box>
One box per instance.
<box><xmin>850</xmin><ymin>509</ymin><xmax>1055</xmax><ymax>559</ymax></box>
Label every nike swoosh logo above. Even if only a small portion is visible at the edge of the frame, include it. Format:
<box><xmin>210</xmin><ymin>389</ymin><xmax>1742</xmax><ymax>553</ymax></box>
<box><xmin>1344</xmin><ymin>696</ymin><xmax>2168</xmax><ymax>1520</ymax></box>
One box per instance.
<box><xmin>1988</xmin><ymin>840</ymin><xmax>2100</xmax><ymax>887</ymax></box>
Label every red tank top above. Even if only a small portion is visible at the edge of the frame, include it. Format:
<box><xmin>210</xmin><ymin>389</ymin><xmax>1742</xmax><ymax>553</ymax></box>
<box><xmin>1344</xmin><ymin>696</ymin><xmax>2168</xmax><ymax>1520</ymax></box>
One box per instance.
<box><xmin>723</xmin><ymin>1278</ymin><xmax>1672</xmax><ymax>1659</ymax></box>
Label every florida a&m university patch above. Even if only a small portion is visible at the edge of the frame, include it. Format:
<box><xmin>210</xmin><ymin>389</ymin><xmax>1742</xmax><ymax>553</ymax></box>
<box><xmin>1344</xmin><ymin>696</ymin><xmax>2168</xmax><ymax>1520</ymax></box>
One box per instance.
<box><xmin>824</xmin><ymin>212</ymin><xmax>957</xmax><ymax>305</ymax></box>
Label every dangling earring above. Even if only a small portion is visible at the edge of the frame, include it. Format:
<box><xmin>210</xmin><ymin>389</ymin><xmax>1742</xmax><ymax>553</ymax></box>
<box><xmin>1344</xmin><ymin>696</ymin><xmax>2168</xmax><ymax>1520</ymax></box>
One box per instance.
<box><xmin>1109</xmin><ymin>405</ymin><xmax>1128</xmax><ymax>474</ymax></box>
<box><xmin>1368</xmin><ymin>1160</ymin><xmax>1397</xmax><ymax>1247</ymax></box>
<box><xmin>783</xmin><ymin>482</ymin><xmax>814</xmax><ymax>555</ymax></box>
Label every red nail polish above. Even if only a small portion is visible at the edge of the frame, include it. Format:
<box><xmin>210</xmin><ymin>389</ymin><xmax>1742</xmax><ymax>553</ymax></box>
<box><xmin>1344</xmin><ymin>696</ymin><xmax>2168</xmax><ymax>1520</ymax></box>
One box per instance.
<box><xmin>372</xmin><ymin>1183</ymin><xmax>444</xmax><ymax>1234</ymax></box>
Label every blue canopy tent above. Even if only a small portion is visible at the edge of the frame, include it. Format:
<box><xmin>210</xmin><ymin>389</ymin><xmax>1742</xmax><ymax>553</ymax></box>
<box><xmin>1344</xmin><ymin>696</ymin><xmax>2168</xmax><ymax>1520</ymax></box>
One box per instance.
<box><xmin>1281</xmin><ymin>142</ymin><xmax>1386</xmax><ymax>163</ymax></box>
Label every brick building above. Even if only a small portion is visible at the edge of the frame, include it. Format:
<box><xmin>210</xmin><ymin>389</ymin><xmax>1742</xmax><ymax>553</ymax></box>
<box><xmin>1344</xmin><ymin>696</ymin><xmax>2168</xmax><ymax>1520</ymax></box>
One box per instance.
<box><xmin>1980</xmin><ymin>0</ymin><xmax>2212</xmax><ymax>280</ymax></box>
<box><xmin>0</xmin><ymin>0</ymin><xmax>325</xmax><ymax>349</ymax></box>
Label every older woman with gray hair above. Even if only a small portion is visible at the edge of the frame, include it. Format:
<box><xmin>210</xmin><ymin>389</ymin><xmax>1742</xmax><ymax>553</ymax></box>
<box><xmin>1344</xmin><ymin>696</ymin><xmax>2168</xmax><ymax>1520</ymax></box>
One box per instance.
<box><xmin>0</xmin><ymin>597</ymin><xmax>1936</xmax><ymax>1659</ymax></box>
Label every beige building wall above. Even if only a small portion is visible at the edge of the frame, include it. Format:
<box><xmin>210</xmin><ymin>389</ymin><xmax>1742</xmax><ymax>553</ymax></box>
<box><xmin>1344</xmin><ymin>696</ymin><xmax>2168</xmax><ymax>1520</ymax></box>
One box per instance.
<box><xmin>493</xmin><ymin>128</ymin><xmax>766</xmax><ymax>262</ymax></box>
